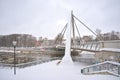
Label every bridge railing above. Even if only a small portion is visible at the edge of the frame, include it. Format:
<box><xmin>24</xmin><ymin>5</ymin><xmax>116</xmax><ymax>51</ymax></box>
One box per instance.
<box><xmin>81</xmin><ymin>61</ymin><xmax>120</xmax><ymax>77</ymax></box>
<box><xmin>72</xmin><ymin>40</ymin><xmax>120</xmax><ymax>51</ymax></box>
<box><xmin>71</xmin><ymin>41</ymin><xmax>100</xmax><ymax>51</ymax></box>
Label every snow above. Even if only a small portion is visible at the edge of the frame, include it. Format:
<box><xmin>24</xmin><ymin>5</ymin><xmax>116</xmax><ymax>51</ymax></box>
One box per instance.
<box><xmin>0</xmin><ymin>13</ymin><xmax>119</xmax><ymax>80</ymax></box>
<box><xmin>0</xmin><ymin>50</ymin><xmax>20</xmax><ymax>53</ymax></box>
<box><xmin>84</xmin><ymin>61</ymin><xmax>120</xmax><ymax>68</ymax></box>
<box><xmin>79</xmin><ymin>51</ymin><xmax>95</xmax><ymax>58</ymax></box>
<box><xmin>100</xmin><ymin>48</ymin><xmax>120</xmax><ymax>53</ymax></box>
<box><xmin>106</xmin><ymin>61</ymin><xmax>120</xmax><ymax>66</ymax></box>
<box><xmin>80</xmin><ymin>51</ymin><xmax>95</xmax><ymax>55</ymax></box>
<box><xmin>0</xmin><ymin>60</ymin><xmax>119</xmax><ymax>80</ymax></box>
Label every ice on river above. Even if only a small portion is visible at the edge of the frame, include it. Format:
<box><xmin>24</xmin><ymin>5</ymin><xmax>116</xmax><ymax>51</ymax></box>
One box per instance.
<box><xmin>0</xmin><ymin>60</ymin><xmax>119</xmax><ymax>80</ymax></box>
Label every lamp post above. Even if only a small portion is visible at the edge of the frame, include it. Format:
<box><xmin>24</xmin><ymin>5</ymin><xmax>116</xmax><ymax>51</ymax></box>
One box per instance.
<box><xmin>13</xmin><ymin>41</ymin><xmax>17</xmax><ymax>75</ymax></box>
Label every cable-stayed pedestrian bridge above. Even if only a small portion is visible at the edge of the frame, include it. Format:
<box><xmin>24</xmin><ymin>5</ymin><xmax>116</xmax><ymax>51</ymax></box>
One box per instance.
<box><xmin>54</xmin><ymin>11</ymin><xmax>120</xmax><ymax>53</ymax></box>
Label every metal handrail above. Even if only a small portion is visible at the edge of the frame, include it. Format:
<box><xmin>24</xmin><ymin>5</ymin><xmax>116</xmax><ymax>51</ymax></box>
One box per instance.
<box><xmin>81</xmin><ymin>61</ymin><xmax>120</xmax><ymax>77</ymax></box>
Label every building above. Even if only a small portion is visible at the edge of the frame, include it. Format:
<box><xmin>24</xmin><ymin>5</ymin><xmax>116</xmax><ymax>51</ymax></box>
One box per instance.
<box><xmin>82</xmin><ymin>35</ymin><xmax>93</xmax><ymax>42</ymax></box>
<box><xmin>41</xmin><ymin>39</ymin><xmax>55</xmax><ymax>47</ymax></box>
<box><xmin>102</xmin><ymin>31</ymin><xmax>120</xmax><ymax>41</ymax></box>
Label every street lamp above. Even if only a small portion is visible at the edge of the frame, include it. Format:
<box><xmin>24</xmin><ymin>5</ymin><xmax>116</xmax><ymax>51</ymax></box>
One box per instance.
<box><xmin>13</xmin><ymin>41</ymin><xmax>17</xmax><ymax>75</ymax></box>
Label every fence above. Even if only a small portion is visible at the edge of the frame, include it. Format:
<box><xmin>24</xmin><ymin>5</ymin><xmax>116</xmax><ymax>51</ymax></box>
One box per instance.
<box><xmin>81</xmin><ymin>61</ymin><xmax>120</xmax><ymax>77</ymax></box>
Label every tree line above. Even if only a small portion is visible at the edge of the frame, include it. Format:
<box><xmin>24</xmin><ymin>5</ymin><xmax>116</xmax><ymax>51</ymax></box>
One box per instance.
<box><xmin>0</xmin><ymin>34</ymin><xmax>36</xmax><ymax>47</ymax></box>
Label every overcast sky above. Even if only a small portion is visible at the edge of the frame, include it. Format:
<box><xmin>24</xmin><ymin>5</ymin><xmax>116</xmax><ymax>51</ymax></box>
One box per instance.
<box><xmin>0</xmin><ymin>0</ymin><xmax>120</xmax><ymax>39</ymax></box>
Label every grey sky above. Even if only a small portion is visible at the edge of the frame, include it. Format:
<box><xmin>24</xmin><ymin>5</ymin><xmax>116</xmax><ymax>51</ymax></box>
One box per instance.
<box><xmin>0</xmin><ymin>0</ymin><xmax>120</xmax><ymax>39</ymax></box>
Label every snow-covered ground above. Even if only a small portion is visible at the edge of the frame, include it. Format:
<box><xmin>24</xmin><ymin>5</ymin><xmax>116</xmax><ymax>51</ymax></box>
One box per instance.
<box><xmin>0</xmin><ymin>49</ymin><xmax>20</xmax><ymax>53</ymax></box>
<box><xmin>0</xmin><ymin>60</ymin><xmax>119</xmax><ymax>80</ymax></box>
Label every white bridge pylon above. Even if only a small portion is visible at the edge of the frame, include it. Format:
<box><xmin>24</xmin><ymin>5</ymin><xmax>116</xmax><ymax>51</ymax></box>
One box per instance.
<box><xmin>61</xmin><ymin>11</ymin><xmax>74</xmax><ymax>65</ymax></box>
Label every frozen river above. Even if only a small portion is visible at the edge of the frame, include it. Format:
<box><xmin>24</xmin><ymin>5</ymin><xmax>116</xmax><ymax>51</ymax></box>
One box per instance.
<box><xmin>0</xmin><ymin>60</ymin><xmax>119</xmax><ymax>80</ymax></box>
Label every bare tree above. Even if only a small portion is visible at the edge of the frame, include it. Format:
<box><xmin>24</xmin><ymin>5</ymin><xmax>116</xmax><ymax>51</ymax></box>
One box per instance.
<box><xmin>54</xmin><ymin>33</ymin><xmax>63</xmax><ymax>44</ymax></box>
<box><xmin>95</xmin><ymin>29</ymin><xmax>102</xmax><ymax>41</ymax></box>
